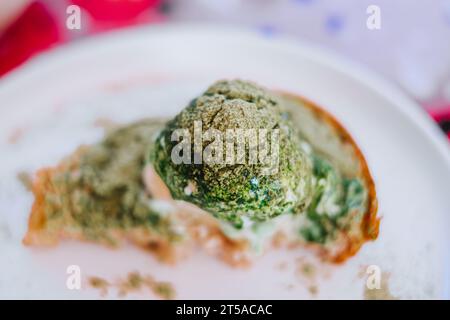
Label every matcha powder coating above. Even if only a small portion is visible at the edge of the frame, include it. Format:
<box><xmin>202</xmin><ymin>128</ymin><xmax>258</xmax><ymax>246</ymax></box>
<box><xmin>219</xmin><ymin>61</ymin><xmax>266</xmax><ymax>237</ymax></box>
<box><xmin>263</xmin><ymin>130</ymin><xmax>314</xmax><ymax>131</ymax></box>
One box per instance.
<box><xmin>150</xmin><ymin>80</ymin><xmax>313</xmax><ymax>227</ymax></box>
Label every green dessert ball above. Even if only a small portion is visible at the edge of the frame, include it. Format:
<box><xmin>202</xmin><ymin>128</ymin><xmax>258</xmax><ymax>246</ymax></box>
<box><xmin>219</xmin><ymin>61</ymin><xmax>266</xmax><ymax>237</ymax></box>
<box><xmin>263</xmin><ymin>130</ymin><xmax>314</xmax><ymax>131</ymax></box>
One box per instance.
<box><xmin>150</xmin><ymin>80</ymin><xmax>313</xmax><ymax>227</ymax></box>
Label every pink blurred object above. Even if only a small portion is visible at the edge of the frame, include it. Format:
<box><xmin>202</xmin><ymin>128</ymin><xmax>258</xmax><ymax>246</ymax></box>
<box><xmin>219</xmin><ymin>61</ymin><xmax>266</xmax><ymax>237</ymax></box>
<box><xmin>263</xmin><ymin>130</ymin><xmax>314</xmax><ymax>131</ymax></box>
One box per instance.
<box><xmin>72</xmin><ymin>0</ymin><xmax>160</xmax><ymax>22</ymax></box>
<box><xmin>0</xmin><ymin>0</ymin><xmax>164</xmax><ymax>77</ymax></box>
<box><xmin>71</xmin><ymin>0</ymin><xmax>164</xmax><ymax>33</ymax></box>
<box><xmin>428</xmin><ymin>105</ymin><xmax>450</xmax><ymax>140</ymax></box>
<box><xmin>0</xmin><ymin>2</ymin><xmax>60</xmax><ymax>76</ymax></box>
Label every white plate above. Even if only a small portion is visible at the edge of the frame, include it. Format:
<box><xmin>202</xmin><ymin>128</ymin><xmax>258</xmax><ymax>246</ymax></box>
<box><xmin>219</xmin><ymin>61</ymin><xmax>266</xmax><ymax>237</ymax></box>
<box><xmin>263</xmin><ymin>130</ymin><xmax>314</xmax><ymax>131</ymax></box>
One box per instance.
<box><xmin>0</xmin><ymin>24</ymin><xmax>449</xmax><ymax>299</ymax></box>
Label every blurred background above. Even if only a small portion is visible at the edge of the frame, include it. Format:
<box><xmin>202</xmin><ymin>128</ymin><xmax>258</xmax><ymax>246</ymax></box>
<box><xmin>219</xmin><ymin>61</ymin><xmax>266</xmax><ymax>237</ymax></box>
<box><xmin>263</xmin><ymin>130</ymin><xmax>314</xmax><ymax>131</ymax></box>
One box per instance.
<box><xmin>0</xmin><ymin>0</ymin><xmax>449</xmax><ymax>139</ymax></box>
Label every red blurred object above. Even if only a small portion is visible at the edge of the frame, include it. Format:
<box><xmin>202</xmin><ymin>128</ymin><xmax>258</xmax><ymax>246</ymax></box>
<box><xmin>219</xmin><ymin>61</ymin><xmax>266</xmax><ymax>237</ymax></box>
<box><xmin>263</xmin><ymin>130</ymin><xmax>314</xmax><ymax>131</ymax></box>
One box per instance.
<box><xmin>0</xmin><ymin>2</ymin><xmax>60</xmax><ymax>77</ymax></box>
<box><xmin>72</xmin><ymin>0</ymin><xmax>161</xmax><ymax>22</ymax></box>
<box><xmin>428</xmin><ymin>106</ymin><xmax>450</xmax><ymax>140</ymax></box>
<box><xmin>70</xmin><ymin>0</ymin><xmax>164</xmax><ymax>34</ymax></box>
<box><xmin>0</xmin><ymin>0</ymin><xmax>163</xmax><ymax>77</ymax></box>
